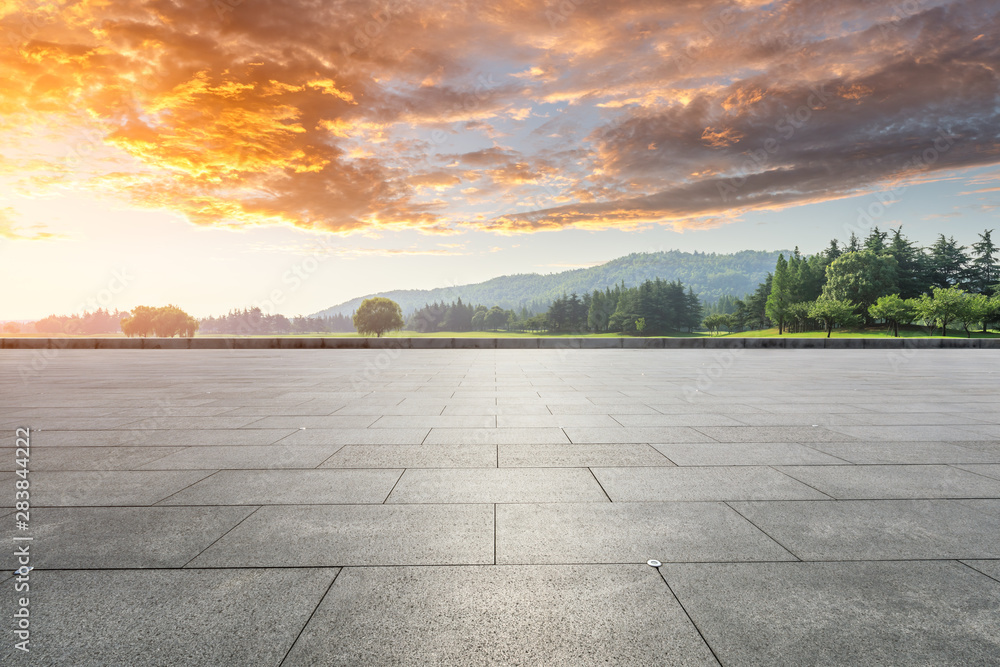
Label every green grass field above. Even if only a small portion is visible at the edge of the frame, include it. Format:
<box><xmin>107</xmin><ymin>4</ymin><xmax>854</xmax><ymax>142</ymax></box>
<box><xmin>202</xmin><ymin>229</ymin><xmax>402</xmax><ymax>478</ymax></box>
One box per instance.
<box><xmin>715</xmin><ymin>325</ymin><xmax>1000</xmax><ymax>339</ymax></box>
<box><xmin>5</xmin><ymin>326</ymin><xmax>997</xmax><ymax>339</ymax></box>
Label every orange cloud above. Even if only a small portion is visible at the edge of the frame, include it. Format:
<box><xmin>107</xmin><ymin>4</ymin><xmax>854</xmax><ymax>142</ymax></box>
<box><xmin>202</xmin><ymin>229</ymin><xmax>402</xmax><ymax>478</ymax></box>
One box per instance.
<box><xmin>0</xmin><ymin>207</ymin><xmax>67</xmax><ymax>241</ymax></box>
<box><xmin>0</xmin><ymin>0</ymin><xmax>997</xmax><ymax>239</ymax></box>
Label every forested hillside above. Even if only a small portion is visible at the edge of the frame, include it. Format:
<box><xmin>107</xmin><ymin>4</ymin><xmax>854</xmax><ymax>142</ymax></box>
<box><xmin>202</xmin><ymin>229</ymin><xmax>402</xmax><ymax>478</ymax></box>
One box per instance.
<box><xmin>311</xmin><ymin>250</ymin><xmax>784</xmax><ymax>317</ymax></box>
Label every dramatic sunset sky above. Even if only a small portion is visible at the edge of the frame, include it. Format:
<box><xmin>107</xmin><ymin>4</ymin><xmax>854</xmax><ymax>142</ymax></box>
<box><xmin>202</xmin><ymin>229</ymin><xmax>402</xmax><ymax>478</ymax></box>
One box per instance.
<box><xmin>1</xmin><ymin>0</ymin><xmax>998</xmax><ymax>318</ymax></box>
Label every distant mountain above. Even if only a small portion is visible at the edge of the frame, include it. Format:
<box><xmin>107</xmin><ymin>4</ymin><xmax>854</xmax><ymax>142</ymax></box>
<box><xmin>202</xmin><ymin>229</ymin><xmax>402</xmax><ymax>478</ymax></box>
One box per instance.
<box><xmin>311</xmin><ymin>249</ymin><xmax>787</xmax><ymax>317</ymax></box>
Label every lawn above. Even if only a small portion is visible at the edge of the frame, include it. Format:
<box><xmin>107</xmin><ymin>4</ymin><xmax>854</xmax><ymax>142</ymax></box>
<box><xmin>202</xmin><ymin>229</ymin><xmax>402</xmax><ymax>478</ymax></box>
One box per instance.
<box><xmin>5</xmin><ymin>326</ymin><xmax>998</xmax><ymax>339</ymax></box>
<box><xmin>716</xmin><ymin>325</ymin><xmax>1000</xmax><ymax>339</ymax></box>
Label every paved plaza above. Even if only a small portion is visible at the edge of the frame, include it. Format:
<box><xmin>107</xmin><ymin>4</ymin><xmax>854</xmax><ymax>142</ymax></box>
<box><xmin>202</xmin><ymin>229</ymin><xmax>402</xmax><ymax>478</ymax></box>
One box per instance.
<box><xmin>2</xmin><ymin>348</ymin><xmax>1000</xmax><ymax>665</ymax></box>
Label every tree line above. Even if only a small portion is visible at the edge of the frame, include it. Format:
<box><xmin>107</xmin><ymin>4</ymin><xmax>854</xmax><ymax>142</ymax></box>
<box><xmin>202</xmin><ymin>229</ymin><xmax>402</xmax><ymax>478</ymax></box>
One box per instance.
<box><xmin>199</xmin><ymin>307</ymin><xmax>354</xmax><ymax>335</ymax></box>
<box><xmin>405</xmin><ymin>279</ymin><xmax>703</xmax><ymax>335</ymax></box>
<box><xmin>30</xmin><ymin>308</ymin><xmax>130</xmax><ymax>334</ymax></box>
<box><xmin>703</xmin><ymin>228</ymin><xmax>1000</xmax><ymax>337</ymax></box>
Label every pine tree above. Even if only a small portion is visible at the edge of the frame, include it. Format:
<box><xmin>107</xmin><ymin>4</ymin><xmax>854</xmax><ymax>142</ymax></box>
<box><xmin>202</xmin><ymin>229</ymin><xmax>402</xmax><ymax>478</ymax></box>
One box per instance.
<box><xmin>928</xmin><ymin>235</ymin><xmax>969</xmax><ymax>289</ymax></box>
<box><xmin>970</xmin><ymin>229</ymin><xmax>998</xmax><ymax>295</ymax></box>
<box><xmin>766</xmin><ymin>254</ymin><xmax>791</xmax><ymax>334</ymax></box>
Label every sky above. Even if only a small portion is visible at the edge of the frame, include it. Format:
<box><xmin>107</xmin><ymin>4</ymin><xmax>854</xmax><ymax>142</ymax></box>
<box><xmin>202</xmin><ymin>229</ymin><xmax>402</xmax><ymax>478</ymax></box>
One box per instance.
<box><xmin>1</xmin><ymin>0</ymin><xmax>998</xmax><ymax>319</ymax></box>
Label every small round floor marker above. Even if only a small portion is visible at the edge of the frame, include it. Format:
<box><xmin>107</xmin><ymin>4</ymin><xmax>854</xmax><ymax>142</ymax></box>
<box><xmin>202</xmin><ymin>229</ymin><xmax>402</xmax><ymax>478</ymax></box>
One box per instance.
<box><xmin>647</xmin><ymin>559</ymin><xmax>662</xmax><ymax>568</ymax></box>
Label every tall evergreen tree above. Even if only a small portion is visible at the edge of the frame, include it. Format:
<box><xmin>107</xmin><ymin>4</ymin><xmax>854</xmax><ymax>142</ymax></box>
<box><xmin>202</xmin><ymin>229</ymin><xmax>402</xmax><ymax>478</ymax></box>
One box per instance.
<box><xmin>970</xmin><ymin>229</ymin><xmax>998</xmax><ymax>294</ymax></box>
<box><xmin>885</xmin><ymin>227</ymin><xmax>927</xmax><ymax>299</ymax></box>
<box><xmin>766</xmin><ymin>254</ymin><xmax>791</xmax><ymax>334</ymax></box>
<box><xmin>863</xmin><ymin>227</ymin><xmax>888</xmax><ymax>255</ymax></box>
<box><xmin>928</xmin><ymin>234</ymin><xmax>969</xmax><ymax>289</ymax></box>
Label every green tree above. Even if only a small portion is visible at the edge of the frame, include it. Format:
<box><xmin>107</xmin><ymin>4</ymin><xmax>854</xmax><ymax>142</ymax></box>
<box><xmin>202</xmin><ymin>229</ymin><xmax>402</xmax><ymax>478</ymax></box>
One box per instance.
<box><xmin>970</xmin><ymin>229</ymin><xmax>998</xmax><ymax>295</ymax></box>
<box><xmin>957</xmin><ymin>293</ymin><xmax>994</xmax><ymax>337</ymax></box>
<box><xmin>822</xmin><ymin>250</ymin><xmax>898</xmax><ymax>321</ymax></box>
<box><xmin>352</xmin><ymin>297</ymin><xmax>404</xmax><ymax>337</ymax></box>
<box><xmin>471</xmin><ymin>310</ymin><xmax>486</xmax><ymax>330</ymax></box>
<box><xmin>485</xmin><ymin>306</ymin><xmax>507</xmax><ymax>331</ymax></box>
<box><xmin>885</xmin><ymin>227</ymin><xmax>927</xmax><ymax>299</ymax></box>
<box><xmin>121</xmin><ymin>305</ymin><xmax>197</xmax><ymax>337</ymax></box>
<box><xmin>808</xmin><ymin>298</ymin><xmax>860</xmax><ymax>338</ymax></box>
<box><xmin>928</xmin><ymin>235</ymin><xmax>969</xmax><ymax>289</ymax></box>
<box><xmin>120</xmin><ymin>306</ymin><xmax>157</xmax><ymax>337</ymax></box>
<box><xmin>863</xmin><ymin>227</ymin><xmax>888</xmax><ymax>255</ymax></box>
<box><xmin>766</xmin><ymin>254</ymin><xmax>791</xmax><ymax>334</ymax></box>
<box><xmin>868</xmin><ymin>294</ymin><xmax>914</xmax><ymax>337</ymax></box>
<box><xmin>3</xmin><ymin>321</ymin><xmax>21</xmax><ymax>334</ymax></box>
<box><xmin>702</xmin><ymin>313</ymin><xmax>728</xmax><ymax>335</ymax></box>
<box><xmin>784</xmin><ymin>301</ymin><xmax>814</xmax><ymax>334</ymax></box>
<box><xmin>912</xmin><ymin>287</ymin><xmax>967</xmax><ymax>336</ymax></box>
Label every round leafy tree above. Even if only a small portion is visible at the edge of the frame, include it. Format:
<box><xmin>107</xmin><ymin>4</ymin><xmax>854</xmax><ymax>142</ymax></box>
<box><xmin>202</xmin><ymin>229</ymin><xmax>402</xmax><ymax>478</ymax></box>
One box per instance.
<box><xmin>353</xmin><ymin>297</ymin><xmax>404</xmax><ymax>337</ymax></box>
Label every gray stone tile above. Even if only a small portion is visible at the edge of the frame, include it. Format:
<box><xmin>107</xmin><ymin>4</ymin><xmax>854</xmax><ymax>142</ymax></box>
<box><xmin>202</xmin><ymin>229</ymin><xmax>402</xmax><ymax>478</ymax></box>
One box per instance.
<box><xmin>954</xmin><ymin>464</ymin><xmax>1000</xmax><ymax>481</ymax></box>
<box><xmin>499</xmin><ymin>444</ymin><xmax>673</xmax><ymax>467</ymax></box>
<box><xmin>613</xmin><ymin>414</ymin><xmax>747</xmax><ymax>427</ymax></box>
<box><xmin>808</xmin><ymin>441</ymin><xmax>1000</xmax><ymax>464</ymax></box>
<box><xmin>13</xmin><ymin>417</ymin><xmax>144</xmax><ymax>430</ymax></box>
<box><xmin>158</xmin><ymin>469</ymin><xmax>402</xmax><ymax>505</ymax></box>
<box><xmin>371</xmin><ymin>415</ymin><xmax>496</xmax><ymax>428</ymax></box>
<box><xmin>725</xmin><ymin>413</ymin><xmax>859</xmax><ymax>426</ymax></box>
<box><xmin>33</xmin><ymin>428</ymin><xmax>297</xmax><ymax>447</ymax></box>
<box><xmin>276</xmin><ymin>427</ymin><xmax>430</xmax><ymax>445</ymax></box>
<box><xmin>282</xmin><ymin>565</ymin><xmax>717</xmax><ymax>666</ymax></box>
<box><xmin>592</xmin><ymin>466</ymin><xmax>829</xmax><ymax>501</ymax></box>
<box><xmin>843</xmin><ymin>412</ymin><xmax>986</xmax><ymax>425</ymax></box>
<box><xmin>962</xmin><ymin>560</ymin><xmax>1000</xmax><ymax>582</ymax></box>
<box><xmin>662</xmin><ymin>561</ymin><xmax>1000</xmax><ymax>667</ymax></box>
<box><xmin>28</xmin><ymin>470</ymin><xmax>214</xmax><ymax>506</ymax></box>
<box><xmin>120</xmin><ymin>415</ymin><xmax>266</xmax><ymax>429</ymax></box>
<box><xmin>424</xmin><ymin>427</ymin><xmax>569</xmax><ymax>445</ymax></box>
<box><xmin>731</xmin><ymin>499</ymin><xmax>1000</xmax><ymax>560</ymax></box>
<box><xmin>825</xmin><ymin>424</ymin><xmax>987</xmax><ymax>441</ymax></box>
<box><xmin>0</xmin><ymin>506</ymin><xmax>254</xmax><ymax>568</ymax></box>
<box><xmin>649</xmin><ymin>403</ymin><xmax>767</xmax><ymax>414</ymax></box>
<box><xmin>692</xmin><ymin>426</ymin><xmax>853</xmax><ymax>443</ymax></box>
<box><xmin>443</xmin><ymin>403</ymin><xmax>553</xmax><ymax>415</ymax></box>
<box><xmin>956</xmin><ymin>424</ymin><xmax>1000</xmax><ymax>439</ymax></box>
<box><xmin>497</xmin><ymin>414</ymin><xmax>621</xmax><ymax>427</ymax></box>
<box><xmin>139</xmin><ymin>445</ymin><xmax>343</xmax><ymax>469</ymax></box>
<box><xmin>777</xmin><ymin>464</ymin><xmax>1000</xmax><ymax>499</ymax></box>
<box><xmin>386</xmin><ymin>468</ymin><xmax>609</xmax><ymax>503</ymax></box>
<box><xmin>499</xmin><ymin>394</ymin><xmax>590</xmax><ymax>405</ymax></box>
<box><xmin>241</xmin><ymin>415</ymin><xmax>378</xmax><ymax>428</ymax></box>
<box><xmin>320</xmin><ymin>444</ymin><xmax>497</xmax><ymax>468</ymax></box>
<box><xmin>106</xmin><ymin>406</ymin><xmax>242</xmax><ymax>417</ymax></box>
<box><xmin>497</xmin><ymin>502</ymin><xmax>795</xmax><ymax>564</ymax></box>
<box><xmin>550</xmin><ymin>403</ymin><xmax>659</xmax><ymax>415</ymax></box>
<box><xmin>333</xmin><ymin>403</ymin><xmax>444</xmax><ymax>415</ymax></box>
<box><xmin>652</xmin><ymin>442</ymin><xmax>847</xmax><ymax>466</ymax></box>
<box><xmin>223</xmin><ymin>405</ymin><xmax>344</xmax><ymax>416</ymax></box>
<box><xmin>10</xmin><ymin>446</ymin><xmax>187</xmax><ymax>471</ymax></box>
<box><xmin>189</xmin><ymin>504</ymin><xmax>493</xmax><ymax>567</ymax></box>
<box><xmin>565</xmin><ymin>427</ymin><xmax>715</xmax><ymax>444</ymax></box>
<box><xmin>0</xmin><ymin>568</ymin><xmax>338</xmax><ymax>666</ymax></box>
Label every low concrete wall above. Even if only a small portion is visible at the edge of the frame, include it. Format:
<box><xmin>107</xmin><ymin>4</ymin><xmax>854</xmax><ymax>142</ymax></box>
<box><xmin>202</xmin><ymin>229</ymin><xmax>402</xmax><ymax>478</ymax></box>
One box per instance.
<box><xmin>2</xmin><ymin>337</ymin><xmax>998</xmax><ymax>349</ymax></box>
